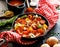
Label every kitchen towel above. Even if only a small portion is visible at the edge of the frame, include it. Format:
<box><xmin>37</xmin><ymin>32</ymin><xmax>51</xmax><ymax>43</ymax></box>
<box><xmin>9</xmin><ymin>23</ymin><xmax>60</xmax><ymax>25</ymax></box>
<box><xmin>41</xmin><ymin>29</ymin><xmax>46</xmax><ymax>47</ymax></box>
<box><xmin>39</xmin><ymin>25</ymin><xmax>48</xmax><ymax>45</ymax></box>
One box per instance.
<box><xmin>35</xmin><ymin>0</ymin><xmax>60</xmax><ymax>30</ymax></box>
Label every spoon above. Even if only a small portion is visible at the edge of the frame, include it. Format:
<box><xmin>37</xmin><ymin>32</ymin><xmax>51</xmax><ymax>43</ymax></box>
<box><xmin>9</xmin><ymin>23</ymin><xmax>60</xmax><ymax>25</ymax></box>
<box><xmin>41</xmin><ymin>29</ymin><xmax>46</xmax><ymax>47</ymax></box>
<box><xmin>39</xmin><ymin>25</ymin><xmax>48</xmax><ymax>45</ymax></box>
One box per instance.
<box><xmin>30</xmin><ymin>0</ymin><xmax>39</xmax><ymax>8</ymax></box>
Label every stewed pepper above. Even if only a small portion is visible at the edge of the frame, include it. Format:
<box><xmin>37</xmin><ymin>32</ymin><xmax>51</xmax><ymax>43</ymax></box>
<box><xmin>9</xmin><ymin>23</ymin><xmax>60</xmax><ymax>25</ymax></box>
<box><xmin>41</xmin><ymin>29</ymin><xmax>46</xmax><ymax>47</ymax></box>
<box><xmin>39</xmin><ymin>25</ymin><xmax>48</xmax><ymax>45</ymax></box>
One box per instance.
<box><xmin>14</xmin><ymin>14</ymin><xmax>48</xmax><ymax>38</ymax></box>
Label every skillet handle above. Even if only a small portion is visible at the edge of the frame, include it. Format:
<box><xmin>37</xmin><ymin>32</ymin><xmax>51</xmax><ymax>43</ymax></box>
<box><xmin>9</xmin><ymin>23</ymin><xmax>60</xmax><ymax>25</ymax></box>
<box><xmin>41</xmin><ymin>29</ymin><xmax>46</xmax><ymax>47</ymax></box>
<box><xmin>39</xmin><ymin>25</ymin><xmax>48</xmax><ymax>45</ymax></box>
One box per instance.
<box><xmin>0</xmin><ymin>38</ymin><xmax>6</xmax><ymax>46</ymax></box>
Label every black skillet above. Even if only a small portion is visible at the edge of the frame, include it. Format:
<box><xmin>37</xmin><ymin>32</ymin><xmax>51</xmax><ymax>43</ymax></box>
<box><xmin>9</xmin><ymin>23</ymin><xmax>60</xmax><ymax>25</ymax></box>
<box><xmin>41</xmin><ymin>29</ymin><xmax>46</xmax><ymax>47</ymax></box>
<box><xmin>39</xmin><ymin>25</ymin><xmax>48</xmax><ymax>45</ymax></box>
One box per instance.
<box><xmin>12</xmin><ymin>12</ymin><xmax>49</xmax><ymax>41</ymax></box>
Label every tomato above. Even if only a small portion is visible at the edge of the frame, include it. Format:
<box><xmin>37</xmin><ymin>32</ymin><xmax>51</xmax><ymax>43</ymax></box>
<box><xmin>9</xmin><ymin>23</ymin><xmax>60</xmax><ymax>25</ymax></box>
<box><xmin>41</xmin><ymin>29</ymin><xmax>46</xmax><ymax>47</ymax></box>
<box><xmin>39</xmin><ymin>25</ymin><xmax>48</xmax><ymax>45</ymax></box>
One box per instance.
<box><xmin>40</xmin><ymin>20</ymin><xmax>45</xmax><ymax>24</ymax></box>
<box><xmin>25</xmin><ymin>7</ymin><xmax>34</xmax><ymax>13</ymax></box>
<box><xmin>37</xmin><ymin>28</ymin><xmax>44</xmax><ymax>34</ymax></box>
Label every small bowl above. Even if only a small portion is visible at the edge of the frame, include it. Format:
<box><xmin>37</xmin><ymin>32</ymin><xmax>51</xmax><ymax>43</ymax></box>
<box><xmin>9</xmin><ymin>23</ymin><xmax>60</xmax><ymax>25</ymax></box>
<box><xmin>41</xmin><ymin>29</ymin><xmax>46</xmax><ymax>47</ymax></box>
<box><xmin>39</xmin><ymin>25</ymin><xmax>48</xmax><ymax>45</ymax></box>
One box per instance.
<box><xmin>12</xmin><ymin>13</ymin><xmax>49</xmax><ymax>40</ymax></box>
<box><xmin>6</xmin><ymin>0</ymin><xmax>26</xmax><ymax>15</ymax></box>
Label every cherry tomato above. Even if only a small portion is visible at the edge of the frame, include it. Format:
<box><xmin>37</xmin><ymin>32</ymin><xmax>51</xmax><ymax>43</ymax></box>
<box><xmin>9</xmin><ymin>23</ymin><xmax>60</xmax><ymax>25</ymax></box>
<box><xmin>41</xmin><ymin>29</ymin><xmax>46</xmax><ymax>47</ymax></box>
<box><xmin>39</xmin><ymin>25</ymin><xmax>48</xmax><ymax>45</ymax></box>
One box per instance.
<box><xmin>25</xmin><ymin>7</ymin><xmax>34</xmax><ymax>13</ymax></box>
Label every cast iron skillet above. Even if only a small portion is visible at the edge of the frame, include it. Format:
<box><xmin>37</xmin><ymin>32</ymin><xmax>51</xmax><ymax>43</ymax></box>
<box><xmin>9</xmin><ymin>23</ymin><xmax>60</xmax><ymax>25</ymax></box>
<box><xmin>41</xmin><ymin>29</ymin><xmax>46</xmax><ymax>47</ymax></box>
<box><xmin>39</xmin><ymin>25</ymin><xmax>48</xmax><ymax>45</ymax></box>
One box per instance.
<box><xmin>12</xmin><ymin>13</ymin><xmax>49</xmax><ymax>40</ymax></box>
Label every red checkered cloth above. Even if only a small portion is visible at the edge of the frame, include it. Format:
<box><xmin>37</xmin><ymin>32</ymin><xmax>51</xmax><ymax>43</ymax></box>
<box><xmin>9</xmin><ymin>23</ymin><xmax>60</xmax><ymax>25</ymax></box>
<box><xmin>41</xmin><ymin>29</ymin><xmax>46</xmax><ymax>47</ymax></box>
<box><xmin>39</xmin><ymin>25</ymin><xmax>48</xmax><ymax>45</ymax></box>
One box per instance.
<box><xmin>35</xmin><ymin>0</ymin><xmax>59</xmax><ymax>30</ymax></box>
<box><xmin>0</xmin><ymin>30</ymin><xmax>36</xmax><ymax>47</ymax></box>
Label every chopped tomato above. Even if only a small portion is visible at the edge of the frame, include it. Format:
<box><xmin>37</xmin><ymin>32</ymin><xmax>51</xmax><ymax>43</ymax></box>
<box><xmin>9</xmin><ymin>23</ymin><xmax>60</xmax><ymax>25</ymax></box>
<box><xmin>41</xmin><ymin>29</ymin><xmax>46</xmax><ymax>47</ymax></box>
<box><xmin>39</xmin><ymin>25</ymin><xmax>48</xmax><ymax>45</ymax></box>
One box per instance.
<box><xmin>40</xmin><ymin>20</ymin><xmax>45</xmax><ymax>24</ymax></box>
<box><xmin>37</xmin><ymin>28</ymin><xmax>44</xmax><ymax>34</ymax></box>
